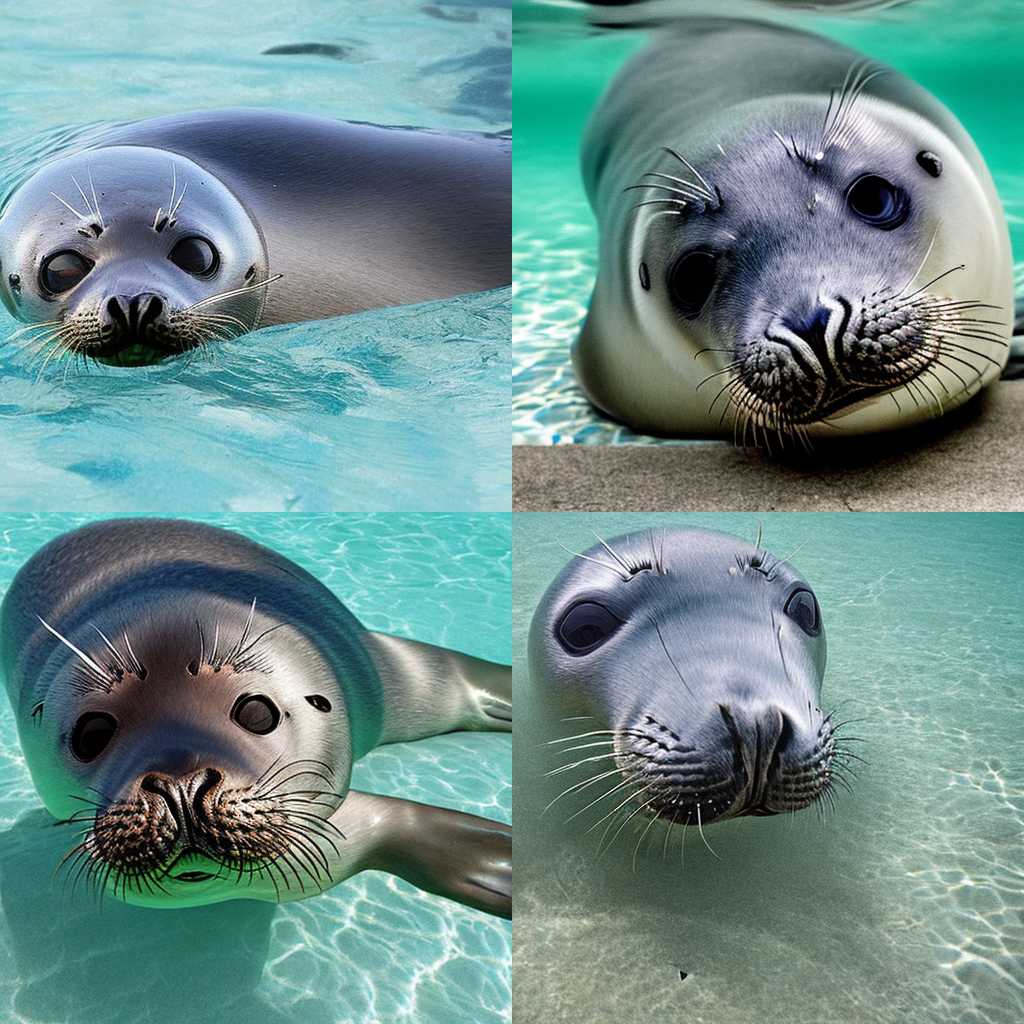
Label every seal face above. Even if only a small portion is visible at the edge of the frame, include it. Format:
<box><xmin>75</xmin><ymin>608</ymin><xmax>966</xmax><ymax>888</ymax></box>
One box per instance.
<box><xmin>530</xmin><ymin>529</ymin><xmax>852</xmax><ymax>832</ymax></box>
<box><xmin>0</xmin><ymin>147</ymin><xmax>269</xmax><ymax>366</ymax></box>
<box><xmin>574</xmin><ymin>20</ymin><xmax>1013</xmax><ymax>439</ymax></box>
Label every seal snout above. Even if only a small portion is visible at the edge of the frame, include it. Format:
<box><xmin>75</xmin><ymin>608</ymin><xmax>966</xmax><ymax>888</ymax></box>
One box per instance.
<box><xmin>97</xmin><ymin>291</ymin><xmax>172</xmax><ymax>361</ymax></box>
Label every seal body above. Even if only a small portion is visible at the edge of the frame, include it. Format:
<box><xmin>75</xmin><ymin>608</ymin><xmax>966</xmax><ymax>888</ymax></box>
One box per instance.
<box><xmin>0</xmin><ymin>109</ymin><xmax>511</xmax><ymax>365</ymax></box>
<box><xmin>0</xmin><ymin>518</ymin><xmax>512</xmax><ymax>916</ymax></box>
<box><xmin>529</xmin><ymin>529</ymin><xmax>844</xmax><ymax>833</ymax></box>
<box><xmin>575</xmin><ymin>19</ymin><xmax>1012</xmax><ymax>439</ymax></box>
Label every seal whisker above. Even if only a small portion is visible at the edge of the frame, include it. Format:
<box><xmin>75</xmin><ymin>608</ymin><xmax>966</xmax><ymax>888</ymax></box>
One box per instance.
<box><xmin>36</xmin><ymin>616</ymin><xmax>108</xmax><ymax>681</ymax></box>
<box><xmin>661</xmin><ymin>147</ymin><xmax>716</xmax><ymax>203</ymax></box>
<box><xmin>88</xmin><ymin>169</ymin><xmax>105</xmax><ymax>229</ymax></box>
<box><xmin>184</xmin><ymin>274</ymin><xmax>285</xmax><ymax>312</ymax></box>
<box><xmin>49</xmin><ymin>190</ymin><xmax>88</xmax><ymax>220</ymax></box>
<box><xmin>545</xmin><ymin>767</ymin><xmax>627</xmax><ymax>815</ymax></box>
<box><xmin>632</xmin><ymin>804</ymin><xmax>661</xmax><ymax>872</ymax></box>
<box><xmin>598</xmin><ymin>791</ymin><xmax>661</xmax><ymax>859</ymax></box>
<box><xmin>546</xmin><ymin>752</ymin><xmax>624</xmax><ymax>776</ymax></box>
<box><xmin>556</xmin><ymin>542</ymin><xmax>628</xmax><ymax>582</ymax></box>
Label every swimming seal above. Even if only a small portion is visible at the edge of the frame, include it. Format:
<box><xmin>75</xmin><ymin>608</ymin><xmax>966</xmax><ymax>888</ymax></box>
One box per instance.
<box><xmin>574</xmin><ymin>19</ymin><xmax>1013</xmax><ymax>440</ymax></box>
<box><xmin>0</xmin><ymin>109</ymin><xmax>511</xmax><ymax>365</ymax></box>
<box><xmin>529</xmin><ymin>528</ymin><xmax>852</xmax><ymax>843</ymax></box>
<box><xmin>0</xmin><ymin>518</ymin><xmax>512</xmax><ymax>916</ymax></box>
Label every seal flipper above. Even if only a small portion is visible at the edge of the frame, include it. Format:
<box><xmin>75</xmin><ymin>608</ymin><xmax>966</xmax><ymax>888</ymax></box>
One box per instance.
<box><xmin>318</xmin><ymin>790</ymin><xmax>511</xmax><ymax>918</ymax></box>
<box><xmin>363</xmin><ymin>632</ymin><xmax>511</xmax><ymax>743</ymax></box>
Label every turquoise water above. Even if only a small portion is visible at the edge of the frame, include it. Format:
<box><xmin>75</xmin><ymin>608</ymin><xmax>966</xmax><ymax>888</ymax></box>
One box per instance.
<box><xmin>513</xmin><ymin>513</ymin><xmax>1024</xmax><ymax>1024</ymax></box>
<box><xmin>0</xmin><ymin>513</ymin><xmax>512</xmax><ymax>1024</ymax></box>
<box><xmin>0</xmin><ymin>1</ymin><xmax>511</xmax><ymax>510</ymax></box>
<box><xmin>512</xmin><ymin>0</ymin><xmax>1024</xmax><ymax>444</ymax></box>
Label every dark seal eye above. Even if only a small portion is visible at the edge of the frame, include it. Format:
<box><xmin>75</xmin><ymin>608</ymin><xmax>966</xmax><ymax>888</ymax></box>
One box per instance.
<box><xmin>304</xmin><ymin>695</ymin><xmax>331</xmax><ymax>712</ymax></box>
<box><xmin>231</xmin><ymin>694</ymin><xmax>280</xmax><ymax>734</ymax></box>
<box><xmin>168</xmin><ymin>236</ymin><xmax>218</xmax><ymax>277</ymax></box>
<box><xmin>70</xmin><ymin>711</ymin><xmax>117</xmax><ymax>762</ymax></box>
<box><xmin>846</xmin><ymin>175</ymin><xmax>909</xmax><ymax>230</ymax></box>
<box><xmin>784</xmin><ymin>589</ymin><xmax>821</xmax><ymax>637</ymax></box>
<box><xmin>667</xmin><ymin>249</ymin><xmax>717</xmax><ymax>318</ymax></box>
<box><xmin>40</xmin><ymin>251</ymin><xmax>93</xmax><ymax>294</ymax></box>
<box><xmin>556</xmin><ymin>601</ymin><xmax>622</xmax><ymax>656</ymax></box>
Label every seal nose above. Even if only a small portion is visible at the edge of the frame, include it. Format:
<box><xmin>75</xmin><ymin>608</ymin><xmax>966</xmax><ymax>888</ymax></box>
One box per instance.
<box><xmin>140</xmin><ymin>767</ymin><xmax>224</xmax><ymax>823</ymax></box>
<box><xmin>718</xmin><ymin>703</ymin><xmax>793</xmax><ymax>807</ymax></box>
<box><xmin>784</xmin><ymin>305</ymin><xmax>832</xmax><ymax>345</ymax></box>
<box><xmin>103</xmin><ymin>292</ymin><xmax>166</xmax><ymax>341</ymax></box>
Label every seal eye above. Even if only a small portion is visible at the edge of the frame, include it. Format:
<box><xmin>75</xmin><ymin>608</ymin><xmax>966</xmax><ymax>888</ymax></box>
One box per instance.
<box><xmin>305</xmin><ymin>695</ymin><xmax>332</xmax><ymax>713</ymax></box>
<box><xmin>168</xmin><ymin>236</ymin><xmax>219</xmax><ymax>277</ymax></box>
<box><xmin>556</xmin><ymin>601</ymin><xmax>622</xmax><ymax>656</ymax></box>
<box><xmin>40</xmin><ymin>250</ymin><xmax>93</xmax><ymax>294</ymax></box>
<box><xmin>845</xmin><ymin>175</ymin><xmax>909</xmax><ymax>230</ymax></box>
<box><xmin>784</xmin><ymin>588</ymin><xmax>821</xmax><ymax>637</ymax></box>
<box><xmin>70</xmin><ymin>712</ymin><xmax>117</xmax><ymax>762</ymax></box>
<box><xmin>231</xmin><ymin>694</ymin><xmax>280</xmax><ymax>735</ymax></box>
<box><xmin>667</xmin><ymin>249</ymin><xmax>717</xmax><ymax>318</ymax></box>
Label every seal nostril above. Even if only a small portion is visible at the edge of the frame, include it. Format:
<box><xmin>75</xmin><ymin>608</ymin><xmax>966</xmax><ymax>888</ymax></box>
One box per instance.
<box><xmin>141</xmin><ymin>772</ymin><xmax>170</xmax><ymax>797</ymax></box>
<box><xmin>106</xmin><ymin>296</ymin><xmax>130</xmax><ymax>334</ymax></box>
<box><xmin>785</xmin><ymin>305</ymin><xmax>832</xmax><ymax>346</ymax></box>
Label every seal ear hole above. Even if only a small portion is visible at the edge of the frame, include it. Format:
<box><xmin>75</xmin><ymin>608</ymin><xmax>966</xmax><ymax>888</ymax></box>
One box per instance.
<box><xmin>304</xmin><ymin>695</ymin><xmax>332</xmax><ymax>713</ymax></box>
<box><xmin>556</xmin><ymin>601</ymin><xmax>623</xmax><ymax>656</ymax></box>
<box><xmin>916</xmin><ymin>151</ymin><xmax>942</xmax><ymax>178</ymax></box>
<box><xmin>638</xmin><ymin>261</ymin><xmax>650</xmax><ymax>291</ymax></box>
<box><xmin>231</xmin><ymin>694</ymin><xmax>280</xmax><ymax>735</ymax></box>
<box><xmin>70</xmin><ymin>711</ymin><xmax>118</xmax><ymax>762</ymax></box>
<box><xmin>667</xmin><ymin>249</ymin><xmax>717</xmax><ymax>318</ymax></box>
<box><xmin>783</xmin><ymin>588</ymin><xmax>821</xmax><ymax>637</ymax></box>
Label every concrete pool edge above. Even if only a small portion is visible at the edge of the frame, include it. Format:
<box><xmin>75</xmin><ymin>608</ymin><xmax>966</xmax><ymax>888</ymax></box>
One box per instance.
<box><xmin>512</xmin><ymin>382</ymin><xmax>1024</xmax><ymax>512</ymax></box>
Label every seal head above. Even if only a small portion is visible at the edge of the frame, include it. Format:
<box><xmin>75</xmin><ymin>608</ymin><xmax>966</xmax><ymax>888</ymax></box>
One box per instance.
<box><xmin>529</xmin><ymin>529</ymin><xmax>844</xmax><ymax>827</ymax></box>
<box><xmin>575</xmin><ymin>22</ymin><xmax>1013</xmax><ymax>438</ymax></box>
<box><xmin>0</xmin><ymin>146</ymin><xmax>269</xmax><ymax>366</ymax></box>
<box><xmin>24</xmin><ymin>598</ymin><xmax>352</xmax><ymax>900</ymax></box>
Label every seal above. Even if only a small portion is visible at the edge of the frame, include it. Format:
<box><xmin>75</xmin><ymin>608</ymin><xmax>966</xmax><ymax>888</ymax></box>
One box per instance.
<box><xmin>0</xmin><ymin>108</ymin><xmax>511</xmax><ymax>366</ymax></box>
<box><xmin>0</xmin><ymin>518</ymin><xmax>512</xmax><ymax>916</ymax></box>
<box><xmin>574</xmin><ymin>18</ymin><xmax>1013</xmax><ymax>441</ymax></box>
<box><xmin>529</xmin><ymin>528</ymin><xmax>855</xmax><ymax>852</ymax></box>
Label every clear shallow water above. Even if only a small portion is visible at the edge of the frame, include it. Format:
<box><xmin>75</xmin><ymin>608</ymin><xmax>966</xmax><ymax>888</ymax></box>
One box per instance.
<box><xmin>0</xmin><ymin>0</ymin><xmax>511</xmax><ymax>510</ymax></box>
<box><xmin>0</xmin><ymin>513</ymin><xmax>512</xmax><ymax>1024</ymax></box>
<box><xmin>512</xmin><ymin>0</ymin><xmax>1024</xmax><ymax>444</ymax></box>
<box><xmin>513</xmin><ymin>513</ymin><xmax>1024</xmax><ymax>1024</ymax></box>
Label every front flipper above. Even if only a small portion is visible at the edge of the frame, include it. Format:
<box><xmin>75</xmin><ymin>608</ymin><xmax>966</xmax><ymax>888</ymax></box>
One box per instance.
<box><xmin>278</xmin><ymin>790</ymin><xmax>511</xmax><ymax>917</ymax></box>
<box><xmin>364</xmin><ymin>632</ymin><xmax>512</xmax><ymax>743</ymax></box>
